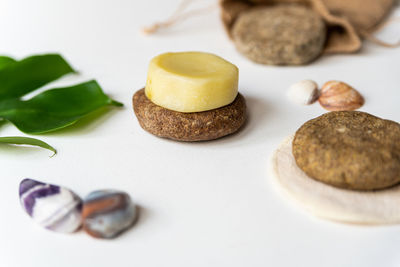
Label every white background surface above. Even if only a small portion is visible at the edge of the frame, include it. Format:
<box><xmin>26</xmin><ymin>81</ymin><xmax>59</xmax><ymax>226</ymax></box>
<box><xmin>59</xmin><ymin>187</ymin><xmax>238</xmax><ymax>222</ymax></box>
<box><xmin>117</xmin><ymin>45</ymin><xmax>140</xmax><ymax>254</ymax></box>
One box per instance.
<box><xmin>0</xmin><ymin>1</ymin><xmax>400</xmax><ymax>266</ymax></box>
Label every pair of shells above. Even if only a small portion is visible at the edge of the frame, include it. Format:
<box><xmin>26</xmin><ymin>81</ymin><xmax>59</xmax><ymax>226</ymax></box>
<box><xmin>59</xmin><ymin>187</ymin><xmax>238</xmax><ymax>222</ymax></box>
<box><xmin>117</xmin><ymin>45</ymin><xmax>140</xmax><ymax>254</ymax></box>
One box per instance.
<box><xmin>287</xmin><ymin>80</ymin><xmax>364</xmax><ymax>111</ymax></box>
<box><xmin>19</xmin><ymin>178</ymin><xmax>138</xmax><ymax>239</ymax></box>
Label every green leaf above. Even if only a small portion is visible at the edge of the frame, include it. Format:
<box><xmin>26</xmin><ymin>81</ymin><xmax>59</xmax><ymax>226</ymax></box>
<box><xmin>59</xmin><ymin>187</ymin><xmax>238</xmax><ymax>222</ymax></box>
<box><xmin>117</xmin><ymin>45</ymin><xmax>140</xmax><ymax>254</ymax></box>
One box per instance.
<box><xmin>0</xmin><ymin>56</ymin><xmax>16</xmax><ymax>70</ymax></box>
<box><xmin>0</xmin><ymin>54</ymin><xmax>75</xmax><ymax>99</ymax></box>
<box><xmin>0</xmin><ymin>136</ymin><xmax>56</xmax><ymax>155</ymax></box>
<box><xmin>0</xmin><ymin>80</ymin><xmax>122</xmax><ymax>134</ymax></box>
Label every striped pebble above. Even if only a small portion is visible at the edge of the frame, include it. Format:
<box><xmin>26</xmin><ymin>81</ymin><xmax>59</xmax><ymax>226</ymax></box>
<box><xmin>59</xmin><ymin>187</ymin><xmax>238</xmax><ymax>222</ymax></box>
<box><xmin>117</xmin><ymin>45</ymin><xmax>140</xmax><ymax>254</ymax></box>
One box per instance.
<box><xmin>82</xmin><ymin>190</ymin><xmax>138</xmax><ymax>239</ymax></box>
<box><xmin>19</xmin><ymin>178</ymin><xmax>82</xmax><ymax>233</ymax></box>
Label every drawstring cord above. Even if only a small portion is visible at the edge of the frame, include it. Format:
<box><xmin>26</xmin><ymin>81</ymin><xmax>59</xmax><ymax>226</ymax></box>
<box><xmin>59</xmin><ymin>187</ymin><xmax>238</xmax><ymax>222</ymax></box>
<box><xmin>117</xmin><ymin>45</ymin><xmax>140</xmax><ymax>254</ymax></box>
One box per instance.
<box><xmin>360</xmin><ymin>17</ymin><xmax>400</xmax><ymax>48</ymax></box>
<box><xmin>142</xmin><ymin>0</ymin><xmax>217</xmax><ymax>35</ymax></box>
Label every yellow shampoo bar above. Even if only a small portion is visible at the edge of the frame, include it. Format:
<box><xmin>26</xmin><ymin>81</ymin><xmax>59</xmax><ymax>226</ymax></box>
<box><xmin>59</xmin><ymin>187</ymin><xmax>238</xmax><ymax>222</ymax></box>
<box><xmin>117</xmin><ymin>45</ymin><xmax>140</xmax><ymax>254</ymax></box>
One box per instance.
<box><xmin>145</xmin><ymin>52</ymin><xmax>239</xmax><ymax>113</ymax></box>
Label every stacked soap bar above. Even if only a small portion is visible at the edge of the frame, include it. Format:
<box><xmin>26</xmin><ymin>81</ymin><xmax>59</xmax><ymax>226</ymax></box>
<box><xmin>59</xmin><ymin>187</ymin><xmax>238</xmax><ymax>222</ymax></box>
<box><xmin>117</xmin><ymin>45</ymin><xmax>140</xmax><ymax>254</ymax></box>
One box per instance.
<box><xmin>133</xmin><ymin>51</ymin><xmax>247</xmax><ymax>141</ymax></box>
<box><xmin>145</xmin><ymin>52</ymin><xmax>239</xmax><ymax>112</ymax></box>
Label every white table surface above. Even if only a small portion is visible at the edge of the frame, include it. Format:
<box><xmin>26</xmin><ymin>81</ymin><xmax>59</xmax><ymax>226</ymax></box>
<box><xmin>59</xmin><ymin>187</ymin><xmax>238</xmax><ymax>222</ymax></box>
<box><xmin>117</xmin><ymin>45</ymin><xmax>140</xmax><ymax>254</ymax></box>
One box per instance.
<box><xmin>1</xmin><ymin>1</ymin><xmax>400</xmax><ymax>266</ymax></box>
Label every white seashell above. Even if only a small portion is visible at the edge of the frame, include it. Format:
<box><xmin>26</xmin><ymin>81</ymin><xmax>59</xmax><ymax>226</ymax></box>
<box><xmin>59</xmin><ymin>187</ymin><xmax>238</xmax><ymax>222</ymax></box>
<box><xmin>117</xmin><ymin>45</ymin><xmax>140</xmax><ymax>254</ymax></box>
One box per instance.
<box><xmin>287</xmin><ymin>80</ymin><xmax>319</xmax><ymax>105</ymax></box>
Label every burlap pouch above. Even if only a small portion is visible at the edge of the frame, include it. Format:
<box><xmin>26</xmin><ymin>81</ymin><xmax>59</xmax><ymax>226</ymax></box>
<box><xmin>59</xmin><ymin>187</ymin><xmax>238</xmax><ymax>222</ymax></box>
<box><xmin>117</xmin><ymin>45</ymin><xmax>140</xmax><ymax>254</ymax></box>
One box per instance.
<box><xmin>220</xmin><ymin>0</ymin><xmax>395</xmax><ymax>53</ymax></box>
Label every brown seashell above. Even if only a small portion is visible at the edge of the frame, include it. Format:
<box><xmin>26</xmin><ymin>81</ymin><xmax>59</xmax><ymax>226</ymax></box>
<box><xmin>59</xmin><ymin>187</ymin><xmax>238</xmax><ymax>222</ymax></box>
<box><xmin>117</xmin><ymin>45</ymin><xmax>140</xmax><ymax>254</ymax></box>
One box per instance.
<box><xmin>318</xmin><ymin>81</ymin><xmax>364</xmax><ymax>111</ymax></box>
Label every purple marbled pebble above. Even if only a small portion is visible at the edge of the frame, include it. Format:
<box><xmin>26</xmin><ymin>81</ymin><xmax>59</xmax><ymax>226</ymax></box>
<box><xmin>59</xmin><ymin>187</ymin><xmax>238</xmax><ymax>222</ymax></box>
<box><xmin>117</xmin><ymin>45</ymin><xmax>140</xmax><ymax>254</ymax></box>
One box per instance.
<box><xmin>19</xmin><ymin>178</ymin><xmax>45</xmax><ymax>196</ymax></box>
<box><xmin>19</xmin><ymin>178</ymin><xmax>82</xmax><ymax>233</ymax></box>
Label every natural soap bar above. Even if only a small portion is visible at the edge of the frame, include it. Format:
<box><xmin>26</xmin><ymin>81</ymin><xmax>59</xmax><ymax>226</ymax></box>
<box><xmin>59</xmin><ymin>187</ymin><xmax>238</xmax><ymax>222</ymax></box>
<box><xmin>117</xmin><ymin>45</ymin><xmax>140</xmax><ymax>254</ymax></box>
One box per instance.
<box><xmin>145</xmin><ymin>52</ymin><xmax>238</xmax><ymax>113</ymax></box>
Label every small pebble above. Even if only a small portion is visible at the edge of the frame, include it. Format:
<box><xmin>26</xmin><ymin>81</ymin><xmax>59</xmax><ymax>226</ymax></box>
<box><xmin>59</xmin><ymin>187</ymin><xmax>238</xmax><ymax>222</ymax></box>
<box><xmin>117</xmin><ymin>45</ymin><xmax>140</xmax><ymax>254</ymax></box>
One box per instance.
<box><xmin>82</xmin><ymin>190</ymin><xmax>138</xmax><ymax>239</ymax></box>
<box><xmin>287</xmin><ymin>80</ymin><xmax>319</xmax><ymax>105</ymax></box>
<box><xmin>19</xmin><ymin>178</ymin><xmax>82</xmax><ymax>233</ymax></box>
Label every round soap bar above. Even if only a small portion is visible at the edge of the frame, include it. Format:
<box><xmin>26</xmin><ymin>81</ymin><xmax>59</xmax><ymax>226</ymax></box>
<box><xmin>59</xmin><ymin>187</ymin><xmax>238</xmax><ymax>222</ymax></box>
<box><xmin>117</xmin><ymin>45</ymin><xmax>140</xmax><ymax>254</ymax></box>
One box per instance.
<box><xmin>19</xmin><ymin>178</ymin><xmax>82</xmax><ymax>233</ymax></box>
<box><xmin>82</xmin><ymin>190</ymin><xmax>138</xmax><ymax>239</ymax></box>
<box><xmin>232</xmin><ymin>5</ymin><xmax>326</xmax><ymax>65</ymax></box>
<box><xmin>293</xmin><ymin>111</ymin><xmax>400</xmax><ymax>191</ymax></box>
<box><xmin>145</xmin><ymin>52</ymin><xmax>239</xmax><ymax>113</ymax></box>
<box><xmin>133</xmin><ymin>88</ymin><xmax>246</xmax><ymax>141</ymax></box>
<box><xmin>271</xmin><ymin>136</ymin><xmax>400</xmax><ymax>225</ymax></box>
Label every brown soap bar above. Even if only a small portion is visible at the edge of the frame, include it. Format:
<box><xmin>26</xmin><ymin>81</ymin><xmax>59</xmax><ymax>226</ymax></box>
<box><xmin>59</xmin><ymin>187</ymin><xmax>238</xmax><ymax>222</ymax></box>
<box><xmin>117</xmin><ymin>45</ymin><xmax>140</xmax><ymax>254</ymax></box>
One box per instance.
<box><xmin>220</xmin><ymin>0</ymin><xmax>395</xmax><ymax>55</ymax></box>
<box><xmin>293</xmin><ymin>111</ymin><xmax>400</xmax><ymax>191</ymax></box>
<box><xmin>132</xmin><ymin>89</ymin><xmax>246</xmax><ymax>141</ymax></box>
<box><xmin>232</xmin><ymin>5</ymin><xmax>326</xmax><ymax>65</ymax></box>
